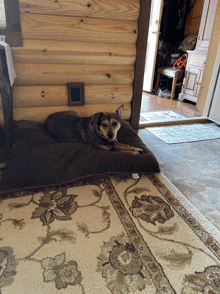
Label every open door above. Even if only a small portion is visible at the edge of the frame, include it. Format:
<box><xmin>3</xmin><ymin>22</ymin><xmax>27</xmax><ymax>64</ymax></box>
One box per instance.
<box><xmin>142</xmin><ymin>0</ymin><xmax>163</xmax><ymax>93</ymax></box>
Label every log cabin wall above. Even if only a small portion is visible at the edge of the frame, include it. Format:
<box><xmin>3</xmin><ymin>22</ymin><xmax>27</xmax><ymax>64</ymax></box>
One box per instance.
<box><xmin>2</xmin><ymin>0</ymin><xmax>140</xmax><ymax>122</ymax></box>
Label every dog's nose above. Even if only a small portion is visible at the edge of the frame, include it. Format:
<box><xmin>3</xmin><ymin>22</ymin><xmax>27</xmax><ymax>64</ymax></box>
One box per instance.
<box><xmin>107</xmin><ymin>132</ymin><xmax>113</xmax><ymax>140</ymax></box>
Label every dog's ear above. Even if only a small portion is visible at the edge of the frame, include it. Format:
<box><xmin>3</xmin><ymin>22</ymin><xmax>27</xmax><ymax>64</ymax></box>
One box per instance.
<box><xmin>116</xmin><ymin>105</ymin><xmax>124</xmax><ymax>119</ymax></box>
<box><xmin>91</xmin><ymin>112</ymin><xmax>103</xmax><ymax>125</ymax></box>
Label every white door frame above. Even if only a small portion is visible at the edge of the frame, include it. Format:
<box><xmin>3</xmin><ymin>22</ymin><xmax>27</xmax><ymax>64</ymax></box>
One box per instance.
<box><xmin>203</xmin><ymin>41</ymin><xmax>220</xmax><ymax>117</ymax></box>
<box><xmin>142</xmin><ymin>0</ymin><xmax>163</xmax><ymax>93</ymax></box>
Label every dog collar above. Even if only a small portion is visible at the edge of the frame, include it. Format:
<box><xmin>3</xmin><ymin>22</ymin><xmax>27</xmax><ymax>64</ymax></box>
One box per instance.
<box><xmin>93</xmin><ymin>123</ymin><xmax>107</xmax><ymax>140</ymax></box>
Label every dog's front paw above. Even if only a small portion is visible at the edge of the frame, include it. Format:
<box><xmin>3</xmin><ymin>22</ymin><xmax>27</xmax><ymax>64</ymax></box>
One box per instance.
<box><xmin>132</xmin><ymin>147</ymin><xmax>144</xmax><ymax>155</ymax></box>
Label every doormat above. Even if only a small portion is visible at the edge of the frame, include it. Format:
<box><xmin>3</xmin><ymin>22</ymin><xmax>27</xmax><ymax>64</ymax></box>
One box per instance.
<box><xmin>0</xmin><ymin>173</ymin><xmax>220</xmax><ymax>293</ymax></box>
<box><xmin>140</xmin><ymin>110</ymin><xmax>185</xmax><ymax>124</ymax></box>
<box><xmin>146</xmin><ymin>123</ymin><xmax>220</xmax><ymax>144</ymax></box>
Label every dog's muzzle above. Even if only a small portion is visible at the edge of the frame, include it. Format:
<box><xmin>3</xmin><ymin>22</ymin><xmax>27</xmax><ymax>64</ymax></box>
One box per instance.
<box><xmin>93</xmin><ymin>123</ymin><xmax>114</xmax><ymax>142</ymax></box>
<box><xmin>107</xmin><ymin>132</ymin><xmax>114</xmax><ymax>141</ymax></box>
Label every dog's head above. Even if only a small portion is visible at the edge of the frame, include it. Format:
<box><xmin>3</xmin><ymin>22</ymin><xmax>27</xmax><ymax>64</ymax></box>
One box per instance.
<box><xmin>90</xmin><ymin>105</ymin><xmax>124</xmax><ymax>142</ymax></box>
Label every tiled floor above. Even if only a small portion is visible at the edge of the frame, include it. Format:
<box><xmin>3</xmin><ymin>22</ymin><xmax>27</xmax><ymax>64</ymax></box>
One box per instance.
<box><xmin>138</xmin><ymin>123</ymin><xmax>220</xmax><ymax>231</ymax></box>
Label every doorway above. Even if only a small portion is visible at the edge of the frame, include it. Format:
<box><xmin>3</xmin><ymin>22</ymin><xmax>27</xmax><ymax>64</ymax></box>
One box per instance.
<box><xmin>140</xmin><ymin>0</ymin><xmax>197</xmax><ymax>125</ymax></box>
<box><xmin>143</xmin><ymin>0</ymin><xmax>163</xmax><ymax>93</ymax></box>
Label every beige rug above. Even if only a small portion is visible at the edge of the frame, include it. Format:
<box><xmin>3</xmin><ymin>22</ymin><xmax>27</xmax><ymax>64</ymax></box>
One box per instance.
<box><xmin>0</xmin><ymin>173</ymin><xmax>220</xmax><ymax>294</ymax></box>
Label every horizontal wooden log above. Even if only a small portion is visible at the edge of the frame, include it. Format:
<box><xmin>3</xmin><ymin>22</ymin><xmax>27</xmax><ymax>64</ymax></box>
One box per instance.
<box><xmin>12</xmin><ymin>40</ymin><xmax>136</xmax><ymax>65</ymax></box>
<box><xmin>85</xmin><ymin>85</ymin><xmax>132</xmax><ymax>105</ymax></box>
<box><xmin>12</xmin><ymin>53</ymin><xmax>135</xmax><ymax>66</ymax></box>
<box><xmin>19</xmin><ymin>0</ymin><xmax>140</xmax><ymax>21</ymax></box>
<box><xmin>14</xmin><ymin>64</ymin><xmax>134</xmax><ymax>85</ymax></box>
<box><xmin>21</xmin><ymin>40</ymin><xmax>136</xmax><ymax>55</ymax></box>
<box><xmin>5</xmin><ymin>85</ymin><xmax>132</xmax><ymax>108</ymax></box>
<box><xmin>20</xmin><ymin>14</ymin><xmax>138</xmax><ymax>44</ymax></box>
<box><xmin>0</xmin><ymin>103</ymin><xmax>131</xmax><ymax>123</ymax></box>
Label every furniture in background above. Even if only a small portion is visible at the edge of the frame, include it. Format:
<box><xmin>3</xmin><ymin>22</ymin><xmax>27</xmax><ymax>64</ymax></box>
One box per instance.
<box><xmin>178</xmin><ymin>0</ymin><xmax>218</xmax><ymax>103</ymax></box>
<box><xmin>155</xmin><ymin>66</ymin><xmax>185</xmax><ymax>99</ymax></box>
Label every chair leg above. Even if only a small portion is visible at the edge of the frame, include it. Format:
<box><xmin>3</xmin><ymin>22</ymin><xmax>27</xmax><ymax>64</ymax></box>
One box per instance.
<box><xmin>155</xmin><ymin>73</ymin><xmax>160</xmax><ymax>94</ymax></box>
<box><xmin>171</xmin><ymin>77</ymin><xmax>177</xmax><ymax>99</ymax></box>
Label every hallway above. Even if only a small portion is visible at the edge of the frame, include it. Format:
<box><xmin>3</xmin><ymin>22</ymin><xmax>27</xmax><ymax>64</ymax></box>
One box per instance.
<box><xmin>140</xmin><ymin>92</ymin><xmax>196</xmax><ymax>118</ymax></box>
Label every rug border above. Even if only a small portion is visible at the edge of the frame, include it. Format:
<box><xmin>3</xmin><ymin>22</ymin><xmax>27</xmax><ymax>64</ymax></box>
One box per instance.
<box><xmin>105</xmin><ymin>177</ymin><xmax>175</xmax><ymax>292</ymax></box>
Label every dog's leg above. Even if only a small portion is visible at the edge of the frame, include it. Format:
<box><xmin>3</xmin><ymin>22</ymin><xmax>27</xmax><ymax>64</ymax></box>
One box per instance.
<box><xmin>91</xmin><ymin>141</ymin><xmax>113</xmax><ymax>151</ymax></box>
<box><xmin>98</xmin><ymin>144</ymin><xmax>113</xmax><ymax>151</ymax></box>
<box><xmin>113</xmin><ymin>141</ymin><xmax>144</xmax><ymax>155</ymax></box>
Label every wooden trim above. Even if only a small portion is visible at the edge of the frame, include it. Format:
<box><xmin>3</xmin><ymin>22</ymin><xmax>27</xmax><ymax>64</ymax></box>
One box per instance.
<box><xmin>130</xmin><ymin>0</ymin><xmax>151</xmax><ymax>130</ymax></box>
<box><xmin>4</xmin><ymin>32</ymin><xmax>23</xmax><ymax>47</ymax></box>
<box><xmin>139</xmin><ymin>117</ymin><xmax>214</xmax><ymax>129</ymax></box>
<box><xmin>196</xmin><ymin>0</ymin><xmax>220</xmax><ymax>117</ymax></box>
<box><xmin>204</xmin><ymin>43</ymin><xmax>220</xmax><ymax>117</ymax></box>
<box><xmin>0</xmin><ymin>47</ymin><xmax>14</xmax><ymax>149</ymax></box>
<box><xmin>0</xmin><ymin>0</ymin><xmax>23</xmax><ymax>47</ymax></box>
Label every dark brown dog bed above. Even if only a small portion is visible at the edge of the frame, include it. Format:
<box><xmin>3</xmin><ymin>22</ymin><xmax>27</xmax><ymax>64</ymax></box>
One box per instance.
<box><xmin>0</xmin><ymin>120</ymin><xmax>160</xmax><ymax>193</ymax></box>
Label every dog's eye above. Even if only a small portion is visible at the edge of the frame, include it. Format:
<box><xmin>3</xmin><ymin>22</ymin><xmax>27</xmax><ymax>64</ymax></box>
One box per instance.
<box><xmin>102</xmin><ymin>123</ymin><xmax>108</xmax><ymax>128</ymax></box>
<box><xmin>112</xmin><ymin>122</ymin><xmax>118</xmax><ymax>127</ymax></box>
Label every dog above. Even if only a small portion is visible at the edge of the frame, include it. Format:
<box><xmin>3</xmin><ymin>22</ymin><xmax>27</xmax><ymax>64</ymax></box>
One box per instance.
<box><xmin>45</xmin><ymin>105</ymin><xmax>144</xmax><ymax>155</ymax></box>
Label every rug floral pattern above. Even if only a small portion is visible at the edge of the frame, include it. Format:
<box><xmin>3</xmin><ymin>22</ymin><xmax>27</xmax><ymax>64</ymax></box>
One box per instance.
<box><xmin>0</xmin><ymin>174</ymin><xmax>220</xmax><ymax>294</ymax></box>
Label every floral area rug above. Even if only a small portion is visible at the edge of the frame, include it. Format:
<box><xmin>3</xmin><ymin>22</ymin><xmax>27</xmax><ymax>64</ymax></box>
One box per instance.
<box><xmin>1</xmin><ymin>173</ymin><xmax>220</xmax><ymax>294</ymax></box>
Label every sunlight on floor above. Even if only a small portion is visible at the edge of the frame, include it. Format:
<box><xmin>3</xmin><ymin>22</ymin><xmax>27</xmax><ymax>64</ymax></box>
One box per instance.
<box><xmin>141</xmin><ymin>92</ymin><xmax>196</xmax><ymax>118</ymax></box>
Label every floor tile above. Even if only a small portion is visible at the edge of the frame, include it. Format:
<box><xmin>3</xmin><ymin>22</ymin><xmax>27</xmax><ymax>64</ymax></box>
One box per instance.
<box><xmin>139</xmin><ymin>126</ymin><xmax>220</xmax><ymax>231</ymax></box>
<box><xmin>204</xmin><ymin>211</ymin><xmax>220</xmax><ymax>231</ymax></box>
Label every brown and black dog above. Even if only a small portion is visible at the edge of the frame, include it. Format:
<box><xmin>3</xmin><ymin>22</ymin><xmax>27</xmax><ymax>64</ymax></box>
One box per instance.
<box><xmin>45</xmin><ymin>105</ymin><xmax>143</xmax><ymax>155</ymax></box>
